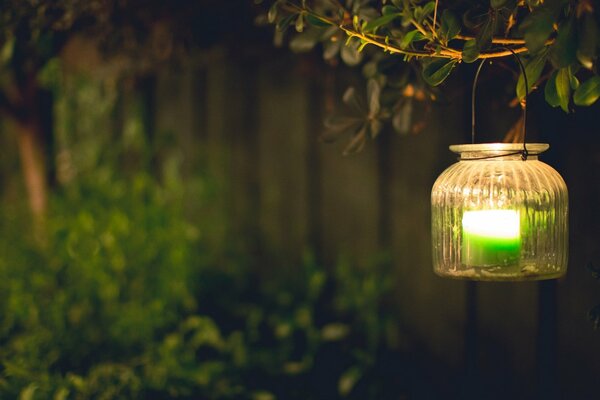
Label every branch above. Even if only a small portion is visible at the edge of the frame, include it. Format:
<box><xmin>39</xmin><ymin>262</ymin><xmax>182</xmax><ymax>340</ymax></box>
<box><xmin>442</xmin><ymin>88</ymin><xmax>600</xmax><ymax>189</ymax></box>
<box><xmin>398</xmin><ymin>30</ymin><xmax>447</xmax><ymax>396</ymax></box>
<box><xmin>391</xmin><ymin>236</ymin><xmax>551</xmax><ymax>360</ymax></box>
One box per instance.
<box><xmin>340</xmin><ymin>26</ymin><xmax>530</xmax><ymax>60</ymax></box>
<box><xmin>456</xmin><ymin>35</ymin><xmax>527</xmax><ymax>45</ymax></box>
<box><xmin>283</xmin><ymin>2</ymin><xmax>545</xmax><ymax>61</ymax></box>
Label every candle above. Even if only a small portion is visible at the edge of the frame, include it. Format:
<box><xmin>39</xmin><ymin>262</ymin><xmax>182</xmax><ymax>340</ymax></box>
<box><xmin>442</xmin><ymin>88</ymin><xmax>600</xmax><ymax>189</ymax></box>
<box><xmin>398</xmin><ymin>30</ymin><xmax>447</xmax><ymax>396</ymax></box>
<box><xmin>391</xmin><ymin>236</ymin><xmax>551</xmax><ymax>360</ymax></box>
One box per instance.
<box><xmin>461</xmin><ymin>210</ymin><xmax>521</xmax><ymax>267</ymax></box>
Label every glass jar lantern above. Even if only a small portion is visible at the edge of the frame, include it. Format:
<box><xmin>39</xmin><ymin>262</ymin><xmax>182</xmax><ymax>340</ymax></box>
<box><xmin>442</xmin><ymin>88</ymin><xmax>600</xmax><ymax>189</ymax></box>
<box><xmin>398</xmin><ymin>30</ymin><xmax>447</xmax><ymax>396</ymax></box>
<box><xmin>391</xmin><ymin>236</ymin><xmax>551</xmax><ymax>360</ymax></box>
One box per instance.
<box><xmin>431</xmin><ymin>143</ymin><xmax>568</xmax><ymax>281</ymax></box>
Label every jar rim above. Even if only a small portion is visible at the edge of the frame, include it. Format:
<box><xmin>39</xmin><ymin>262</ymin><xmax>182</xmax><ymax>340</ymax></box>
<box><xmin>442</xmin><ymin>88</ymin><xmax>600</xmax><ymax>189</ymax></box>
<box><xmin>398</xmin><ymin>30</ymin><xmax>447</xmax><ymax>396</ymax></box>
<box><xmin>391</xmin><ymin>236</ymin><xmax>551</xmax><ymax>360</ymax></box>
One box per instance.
<box><xmin>449</xmin><ymin>143</ymin><xmax>549</xmax><ymax>155</ymax></box>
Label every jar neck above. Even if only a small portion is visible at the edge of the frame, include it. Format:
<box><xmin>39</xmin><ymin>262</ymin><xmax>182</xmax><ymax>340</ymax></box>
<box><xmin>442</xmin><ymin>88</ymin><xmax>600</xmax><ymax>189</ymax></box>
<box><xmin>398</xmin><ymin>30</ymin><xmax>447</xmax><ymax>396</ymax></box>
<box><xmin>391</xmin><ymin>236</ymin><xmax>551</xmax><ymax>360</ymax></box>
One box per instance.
<box><xmin>459</xmin><ymin>152</ymin><xmax>538</xmax><ymax>161</ymax></box>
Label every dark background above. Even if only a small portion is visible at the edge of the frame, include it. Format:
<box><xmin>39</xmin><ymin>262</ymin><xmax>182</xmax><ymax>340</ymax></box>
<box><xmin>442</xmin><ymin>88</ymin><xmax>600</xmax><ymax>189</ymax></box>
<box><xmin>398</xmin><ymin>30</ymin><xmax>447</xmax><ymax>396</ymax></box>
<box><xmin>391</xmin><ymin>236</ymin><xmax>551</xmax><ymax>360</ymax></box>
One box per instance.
<box><xmin>2</xmin><ymin>2</ymin><xmax>600</xmax><ymax>398</ymax></box>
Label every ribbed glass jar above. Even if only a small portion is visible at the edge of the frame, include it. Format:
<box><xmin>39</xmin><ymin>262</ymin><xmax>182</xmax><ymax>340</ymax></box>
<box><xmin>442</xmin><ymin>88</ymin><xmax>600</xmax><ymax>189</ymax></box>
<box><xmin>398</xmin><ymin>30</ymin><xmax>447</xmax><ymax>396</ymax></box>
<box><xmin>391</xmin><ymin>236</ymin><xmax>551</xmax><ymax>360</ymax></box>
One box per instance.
<box><xmin>431</xmin><ymin>143</ymin><xmax>568</xmax><ymax>281</ymax></box>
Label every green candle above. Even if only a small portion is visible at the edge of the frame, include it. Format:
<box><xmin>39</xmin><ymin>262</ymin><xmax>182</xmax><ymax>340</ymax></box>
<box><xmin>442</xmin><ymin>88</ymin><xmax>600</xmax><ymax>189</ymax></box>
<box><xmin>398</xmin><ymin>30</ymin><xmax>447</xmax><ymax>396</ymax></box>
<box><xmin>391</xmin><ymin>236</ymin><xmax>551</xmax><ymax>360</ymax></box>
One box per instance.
<box><xmin>461</xmin><ymin>210</ymin><xmax>521</xmax><ymax>267</ymax></box>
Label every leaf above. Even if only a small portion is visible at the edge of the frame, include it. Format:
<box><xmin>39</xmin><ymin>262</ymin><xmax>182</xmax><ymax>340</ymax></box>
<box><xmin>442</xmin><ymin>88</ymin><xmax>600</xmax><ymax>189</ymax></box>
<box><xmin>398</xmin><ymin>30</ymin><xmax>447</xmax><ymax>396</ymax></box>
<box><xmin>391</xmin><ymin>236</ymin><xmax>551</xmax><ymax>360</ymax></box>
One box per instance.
<box><xmin>342</xmin><ymin>86</ymin><xmax>365</xmax><ymax>112</ymax></box>
<box><xmin>367</xmin><ymin>79</ymin><xmax>381</xmax><ymax>116</ymax></box>
<box><xmin>295</xmin><ymin>13</ymin><xmax>305</xmax><ymax>32</ymax></box>
<box><xmin>392</xmin><ymin>99</ymin><xmax>413</xmax><ymax>135</ymax></box>
<box><xmin>516</xmin><ymin>50</ymin><xmax>548</xmax><ymax>100</ymax></box>
<box><xmin>20</xmin><ymin>384</ymin><xmax>38</xmax><ymax>400</ymax></box>
<box><xmin>289</xmin><ymin>29</ymin><xmax>321</xmax><ymax>52</ymax></box>
<box><xmin>587</xmin><ymin>261</ymin><xmax>600</xmax><ymax>281</ymax></box>
<box><xmin>322</xmin><ymin>116</ymin><xmax>362</xmax><ymax>142</ymax></box>
<box><xmin>589</xmin><ymin>304</ymin><xmax>600</xmax><ymax>330</ymax></box>
<box><xmin>549</xmin><ymin>18</ymin><xmax>577</xmax><ymax>69</ymax></box>
<box><xmin>1</xmin><ymin>36</ymin><xmax>15</xmax><ymax>63</ymax></box>
<box><xmin>252</xmin><ymin>391</ymin><xmax>276</xmax><ymax>400</ymax></box>
<box><xmin>276</xmin><ymin>15</ymin><xmax>295</xmax><ymax>32</ymax></box>
<box><xmin>573</xmin><ymin>76</ymin><xmax>600</xmax><ymax>106</ymax></box>
<box><xmin>577</xmin><ymin>14</ymin><xmax>598</xmax><ymax>69</ymax></box>
<box><xmin>306</xmin><ymin>14</ymin><xmax>332</xmax><ymax>27</ymax></box>
<box><xmin>323</xmin><ymin>39</ymin><xmax>341</xmax><ymax>61</ymax></box>
<box><xmin>544</xmin><ymin>71</ymin><xmax>560</xmax><ymax>107</ymax></box>
<box><xmin>338</xmin><ymin>367</ymin><xmax>363</xmax><ymax>396</ymax></box>
<box><xmin>555</xmin><ymin>67</ymin><xmax>571</xmax><ymax>112</ymax></box>
<box><xmin>54</xmin><ymin>388</ymin><xmax>70</xmax><ymax>400</ymax></box>
<box><xmin>440</xmin><ymin>10</ymin><xmax>461</xmax><ymax>42</ymax></box>
<box><xmin>491</xmin><ymin>0</ymin><xmax>508</xmax><ymax>9</ymax></box>
<box><xmin>343</xmin><ymin>124</ymin><xmax>368</xmax><ymax>155</ymax></box>
<box><xmin>476</xmin><ymin>13</ymin><xmax>496</xmax><ymax>51</ymax></box>
<box><xmin>461</xmin><ymin>39</ymin><xmax>479</xmax><ymax>64</ymax></box>
<box><xmin>267</xmin><ymin>2</ymin><xmax>278</xmax><ymax>24</ymax></box>
<box><xmin>521</xmin><ymin>7</ymin><xmax>556</xmax><ymax>54</ymax></box>
<box><xmin>400</xmin><ymin>29</ymin><xmax>425</xmax><ymax>49</ymax></box>
<box><xmin>340</xmin><ymin>38</ymin><xmax>363</xmax><ymax>66</ymax></box>
<box><xmin>382</xmin><ymin>5</ymin><xmax>400</xmax><ymax>15</ymax></box>
<box><xmin>569</xmin><ymin>74</ymin><xmax>579</xmax><ymax>90</ymax></box>
<box><xmin>370</xmin><ymin>118</ymin><xmax>383</xmax><ymax>138</ymax></box>
<box><xmin>417</xmin><ymin>2</ymin><xmax>436</xmax><ymax>23</ymax></box>
<box><xmin>422</xmin><ymin>58</ymin><xmax>458</xmax><ymax>86</ymax></box>
<box><xmin>322</xmin><ymin>323</ymin><xmax>350</xmax><ymax>341</ymax></box>
<box><xmin>363</xmin><ymin>13</ymin><xmax>400</xmax><ymax>33</ymax></box>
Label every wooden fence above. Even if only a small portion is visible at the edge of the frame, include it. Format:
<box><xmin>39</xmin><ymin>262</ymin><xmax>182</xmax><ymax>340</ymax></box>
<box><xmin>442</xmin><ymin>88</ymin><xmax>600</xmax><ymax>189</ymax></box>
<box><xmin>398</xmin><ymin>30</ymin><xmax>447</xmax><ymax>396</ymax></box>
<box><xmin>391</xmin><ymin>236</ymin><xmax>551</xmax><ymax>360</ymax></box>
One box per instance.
<box><xmin>152</xmin><ymin>50</ymin><xmax>600</xmax><ymax>398</ymax></box>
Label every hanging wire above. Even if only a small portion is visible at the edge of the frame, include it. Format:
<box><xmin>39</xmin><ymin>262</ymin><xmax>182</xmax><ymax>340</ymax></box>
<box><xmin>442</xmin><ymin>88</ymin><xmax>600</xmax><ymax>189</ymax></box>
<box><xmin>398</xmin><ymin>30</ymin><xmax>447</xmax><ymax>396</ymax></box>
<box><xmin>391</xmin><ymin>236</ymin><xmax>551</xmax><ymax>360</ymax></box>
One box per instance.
<box><xmin>470</xmin><ymin>46</ymin><xmax>529</xmax><ymax>160</ymax></box>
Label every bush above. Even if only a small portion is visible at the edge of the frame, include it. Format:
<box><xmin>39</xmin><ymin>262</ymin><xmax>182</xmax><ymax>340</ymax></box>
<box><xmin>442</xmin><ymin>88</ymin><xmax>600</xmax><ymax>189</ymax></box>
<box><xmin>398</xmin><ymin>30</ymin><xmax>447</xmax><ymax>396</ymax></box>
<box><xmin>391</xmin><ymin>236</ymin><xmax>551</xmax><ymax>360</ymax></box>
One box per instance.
<box><xmin>0</xmin><ymin>167</ymin><xmax>415</xmax><ymax>399</ymax></box>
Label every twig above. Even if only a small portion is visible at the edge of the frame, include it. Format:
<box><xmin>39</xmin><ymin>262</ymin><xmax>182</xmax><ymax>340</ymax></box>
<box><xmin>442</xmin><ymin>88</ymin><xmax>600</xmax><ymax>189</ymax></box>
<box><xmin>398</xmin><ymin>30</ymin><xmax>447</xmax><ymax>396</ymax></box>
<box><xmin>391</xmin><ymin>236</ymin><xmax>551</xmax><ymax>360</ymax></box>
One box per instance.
<box><xmin>432</xmin><ymin>0</ymin><xmax>439</xmax><ymax>38</ymax></box>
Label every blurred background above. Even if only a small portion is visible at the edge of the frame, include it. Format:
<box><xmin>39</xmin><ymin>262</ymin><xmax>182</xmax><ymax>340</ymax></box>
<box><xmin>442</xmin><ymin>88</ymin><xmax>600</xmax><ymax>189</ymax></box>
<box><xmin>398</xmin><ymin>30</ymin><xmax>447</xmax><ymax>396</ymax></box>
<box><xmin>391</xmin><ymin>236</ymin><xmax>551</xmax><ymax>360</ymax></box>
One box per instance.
<box><xmin>1</xmin><ymin>1</ymin><xmax>600</xmax><ymax>399</ymax></box>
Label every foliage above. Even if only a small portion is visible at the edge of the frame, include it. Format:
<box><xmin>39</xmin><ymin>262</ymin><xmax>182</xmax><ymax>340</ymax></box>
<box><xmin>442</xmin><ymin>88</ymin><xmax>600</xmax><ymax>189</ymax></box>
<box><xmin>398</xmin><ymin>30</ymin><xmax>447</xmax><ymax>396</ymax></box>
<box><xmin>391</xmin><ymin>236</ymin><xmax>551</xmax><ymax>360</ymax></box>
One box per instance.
<box><xmin>0</xmin><ymin>0</ymin><xmax>258</xmax><ymax>122</ymax></box>
<box><xmin>0</xmin><ymin>181</ymin><xmax>409</xmax><ymax>399</ymax></box>
<box><xmin>263</xmin><ymin>0</ymin><xmax>600</xmax><ymax>152</ymax></box>
<box><xmin>0</xmin><ymin>70</ymin><xmax>416</xmax><ymax>399</ymax></box>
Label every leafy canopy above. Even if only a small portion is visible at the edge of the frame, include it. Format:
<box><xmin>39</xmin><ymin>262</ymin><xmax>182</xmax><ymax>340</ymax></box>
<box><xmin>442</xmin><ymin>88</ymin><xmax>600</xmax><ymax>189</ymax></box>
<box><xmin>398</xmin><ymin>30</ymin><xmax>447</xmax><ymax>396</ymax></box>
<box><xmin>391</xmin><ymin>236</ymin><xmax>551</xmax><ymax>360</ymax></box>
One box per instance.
<box><xmin>264</xmin><ymin>0</ymin><xmax>599</xmax><ymax>152</ymax></box>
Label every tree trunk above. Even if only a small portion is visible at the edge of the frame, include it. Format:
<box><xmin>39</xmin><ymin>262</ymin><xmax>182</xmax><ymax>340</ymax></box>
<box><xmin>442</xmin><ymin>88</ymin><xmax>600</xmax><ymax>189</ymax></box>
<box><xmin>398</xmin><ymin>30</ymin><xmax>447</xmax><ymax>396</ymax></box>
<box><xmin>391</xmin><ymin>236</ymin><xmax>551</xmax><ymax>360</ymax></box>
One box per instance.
<box><xmin>15</xmin><ymin>119</ymin><xmax>48</xmax><ymax>230</ymax></box>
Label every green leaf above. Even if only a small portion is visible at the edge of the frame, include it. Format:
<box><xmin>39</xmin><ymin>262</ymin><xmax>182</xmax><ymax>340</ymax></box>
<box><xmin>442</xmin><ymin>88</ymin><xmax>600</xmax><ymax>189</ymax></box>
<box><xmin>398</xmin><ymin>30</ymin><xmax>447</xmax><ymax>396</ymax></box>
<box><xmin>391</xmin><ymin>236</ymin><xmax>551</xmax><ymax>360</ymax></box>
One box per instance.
<box><xmin>476</xmin><ymin>13</ymin><xmax>496</xmax><ymax>51</ymax></box>
<box><xmin>338</xmin><ymin>367</ymin><xmax>363</xmax><ymax>396</ymax></box>
<box><xmin>276</xmin><ymin>15</ymin><xmax>295</xmax><ymax>32</ymax></box>
<box><xmin>267</xmin><ymin>2</ymin><xmax>278</xmax><ymax>24</ymax></box>
<box><xmin>295</xmin><ymin>13</ymin><xmax>305</xmax><ymax>32</ymax></box>
<box><xmin>521</xmin><ymin>7</ymin><xmax>555</xmax><ymax>54</ymax></box>
<box><xmin>544</xmin><ymin>71</ymin><xmax>560</xmax><ymax>107</ymax></box>
<box><xmin>440</xmin><ymin>10</ymin><xmax>461</xmax><ymax>43</ymax></box>
<box><xmin>321</xmin><ymin>323</ymin><xmax>350</xmax><ymax>341</ymax></box>
<box><xmin>549</xmin><ymin>18</ymin><xmax>577</xmax><ymax>69</ymax></box>
<box><xmin>306</xmin><ymin>14</ymin><xmax>332</xmax><ymax>27</ymax></box>
<box><xmin>569</xmin><ymin>73</ymin><xmax>579</xmax><ymax>90</ymax></box>
<box><xmin>573</xmin><ymin>76</ymin><xmax>600</xmax><ymax>106</ymax></box>
<box><xmin>422</xmin><ymin>58</ymin><xmax>458</xmax><ymax>86</ymax></box>
<box><xmin>20</xmin><ymin>384</ymin><xmax>38</xmax><ymax>400</ymax></box>
<box><xmin>363</xmin><ymin>13</ymin><xmax>400</xmax><ymax>33</ymax></box>
<box><xmin>252</xmin><ymin>391</ymin><xmax>276</xmax><ymax>400</ymax></box>
<box><xmin>417</xmin><ymin>2</ymin><xmax>436</xmax><ymax>23</ymax></box>
<box><xmin>1</xmin><ymin>36</ymin><xmax>15</xmax><ymax>63</ymax></box>
<box><xmin>555</xmin><ymin>67</ymin><xmax>571</xmax><ymax>112</ymax></box>
<box><xmin>516</xmin><ymin>50</ymin><xmax>548</xmax><ymax>100</ymax></box>
<box><xmin>400</xmin><ymin>29</ymin><xmax>426</xmax><ymax>49</ymax></box>
<box><xmin>461</xmin><ymin>39</ymin><xmax>479</xmax><ymax>64</ymax></box>
<box><xmin>54</xmin><ymin>387</ymin><xmax>70</xmax><ymax>400</ymax></box>
<box><xmin>491</xmin><ymin>0</ymin><xmax>508</xmax><ymax>9</ymax></box>
<box><xmin>382</xmin><ymin>5</ymin><xmax>401</xmax><ymax>16</ymax></box>
<box><xmin>577</xmin><ymin>14</ymin><xmax>599</xmax><ymax>69</ymax></box>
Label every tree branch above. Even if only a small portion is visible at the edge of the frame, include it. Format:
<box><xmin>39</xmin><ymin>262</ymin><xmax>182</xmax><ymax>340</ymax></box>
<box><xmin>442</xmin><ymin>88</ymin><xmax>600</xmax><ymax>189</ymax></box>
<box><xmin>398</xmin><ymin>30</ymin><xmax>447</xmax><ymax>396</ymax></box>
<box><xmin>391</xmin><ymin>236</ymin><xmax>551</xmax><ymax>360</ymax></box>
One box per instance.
<box><xmin>283</xmin><ymin>2</ymin><xmax>545</xmax><ymax>61</ymax></box>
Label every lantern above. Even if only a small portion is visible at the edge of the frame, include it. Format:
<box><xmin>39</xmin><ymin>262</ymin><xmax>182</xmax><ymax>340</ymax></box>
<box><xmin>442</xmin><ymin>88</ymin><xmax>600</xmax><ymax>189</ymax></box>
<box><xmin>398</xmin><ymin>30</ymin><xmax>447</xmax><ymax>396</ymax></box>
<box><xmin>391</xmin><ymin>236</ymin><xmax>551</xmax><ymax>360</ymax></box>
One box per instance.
<box><xmin>431</xmin><ymin>143</ymin><xmax>568</xmax><ymax>281</ymax></box>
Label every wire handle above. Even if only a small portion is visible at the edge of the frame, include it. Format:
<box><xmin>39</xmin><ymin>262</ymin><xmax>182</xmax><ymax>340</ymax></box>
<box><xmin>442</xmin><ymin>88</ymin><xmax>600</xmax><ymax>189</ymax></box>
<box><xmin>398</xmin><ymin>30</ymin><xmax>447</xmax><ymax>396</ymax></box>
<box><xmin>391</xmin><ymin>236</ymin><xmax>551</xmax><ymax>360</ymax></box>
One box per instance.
<box><xmin>471</xmin><ymin>46</ymin><xmax>529</xmax><ymax>160</ymax></box>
